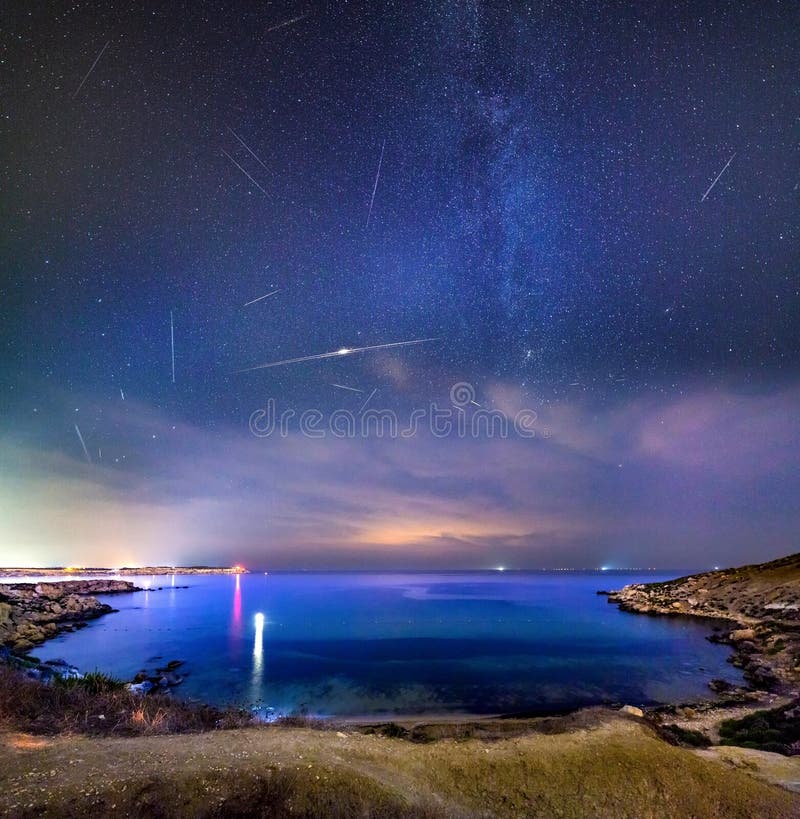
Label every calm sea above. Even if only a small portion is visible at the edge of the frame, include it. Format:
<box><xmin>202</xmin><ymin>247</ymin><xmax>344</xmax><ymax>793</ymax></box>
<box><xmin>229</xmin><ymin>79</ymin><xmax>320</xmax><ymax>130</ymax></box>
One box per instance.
<box><xmin>22</xmin><ymin>572</ymin><xmax>742</xmax><ymax>717</ymax></box>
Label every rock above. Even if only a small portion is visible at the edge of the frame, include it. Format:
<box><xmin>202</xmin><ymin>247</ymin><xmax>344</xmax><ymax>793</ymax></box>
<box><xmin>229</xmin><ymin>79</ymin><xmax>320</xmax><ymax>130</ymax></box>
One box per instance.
<box><xmin>709</xmin><ymin>678</ymin><xmax>734</xmax><ymax>693</ymax></box>
<box><xmin>729</xmin><ymin>628</ymin><xmax>757</xmax><ymax>642</ymax></box>
<box><xmin>745</xmin><ymin>664</ymin><xmax>780</xmax><ymax>691</ymax></box>
<box><xmin>0</xmin><ymin>580</ymin><xmax>135</xmax><ymax>651</ymax></box>
<box><xmin>156</xmin><ymin>659</ymin><xmax>185</xmax><ymax>673</ymax></box>
<box><xmin>126</xmin><ymin>681</ymin><xmax>153</xmax><ymax>695</ymax></box>
<box><xmin>620</xmin><ymin>705</ymin><xmax>644</xmax><ymax>717</ymax></box>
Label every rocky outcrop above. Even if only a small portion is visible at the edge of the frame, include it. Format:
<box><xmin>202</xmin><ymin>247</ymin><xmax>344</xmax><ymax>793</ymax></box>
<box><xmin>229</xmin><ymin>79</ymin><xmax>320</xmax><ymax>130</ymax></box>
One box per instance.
<box><xmin>606</xmin><ymin>553</ymin><xmax>800</xmax><ymax>692</ymax></box>
<box><xmin>0</xmin><ymin>579</ymin><xmax>138</xmax><ymax>652</ymax></box>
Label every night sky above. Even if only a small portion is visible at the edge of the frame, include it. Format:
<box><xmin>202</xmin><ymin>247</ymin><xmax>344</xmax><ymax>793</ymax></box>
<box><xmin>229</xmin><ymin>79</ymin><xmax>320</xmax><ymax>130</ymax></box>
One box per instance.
<box><xmin>2</xmin><ymin>1</ymin><xmax>799</xmax><ymax>570</ymax></box>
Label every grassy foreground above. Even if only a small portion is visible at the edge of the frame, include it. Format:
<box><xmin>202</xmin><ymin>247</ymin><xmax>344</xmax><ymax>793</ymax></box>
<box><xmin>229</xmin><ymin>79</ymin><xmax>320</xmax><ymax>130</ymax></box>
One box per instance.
<box><xmin>0</xmin><ymin>666</ymin><xmax>253</xmax><ymax>736</ymax></box>
<box><xmin>3</xmin><ymin>711</ymin><xmax>800</xmax><ymax>818</ymax></box>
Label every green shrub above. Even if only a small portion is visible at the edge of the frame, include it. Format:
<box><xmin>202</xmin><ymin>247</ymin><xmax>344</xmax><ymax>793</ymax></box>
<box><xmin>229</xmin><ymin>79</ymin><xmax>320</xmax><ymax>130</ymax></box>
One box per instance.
<box><xmin>718</xmin><ymin>701</ymin><xmax>800</xmax><ymax>755</ymax></box>
<box><xmin>661</xmin><ymin>724</ymin><xmax>711</xmax><ymax>747</ymax></box>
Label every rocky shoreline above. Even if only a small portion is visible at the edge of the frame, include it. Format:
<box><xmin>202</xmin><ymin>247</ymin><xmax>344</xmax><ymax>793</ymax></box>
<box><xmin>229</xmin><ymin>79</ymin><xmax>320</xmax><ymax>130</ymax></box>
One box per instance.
<box><xmin>0</xmin><ymin>579</ymin><xmax>139</xmax><ymax>653</ymax></box>
<box><xmin>0</xmin><ymin>566</ymin><xmax>247</xmax><ymax>577</ymax></box>
<box><xmin>603</xmin><ymin>552</ymin><xmax>800</xmax><ymax>696</ymax></box>
<box><xmin>0</xmin><ymin>579</ymin><xmax>194</xmax><ymax>696</ymax></box>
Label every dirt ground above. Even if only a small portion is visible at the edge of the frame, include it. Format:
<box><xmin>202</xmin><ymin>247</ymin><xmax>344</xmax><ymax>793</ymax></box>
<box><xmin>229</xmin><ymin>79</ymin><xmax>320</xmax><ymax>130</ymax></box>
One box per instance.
<box><xmin>2</xmin><ymin>710</ymin><xmax>800</xmax><ymax>818</ymax></box>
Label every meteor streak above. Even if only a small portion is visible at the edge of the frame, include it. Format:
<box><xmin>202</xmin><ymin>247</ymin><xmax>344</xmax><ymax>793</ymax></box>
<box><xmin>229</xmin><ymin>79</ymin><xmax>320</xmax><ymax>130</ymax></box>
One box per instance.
<box><xmin>72</xmin><ymin>40</ymin><xmax>110</xmax><ymax>99</ymax></box>
<box><xmin>170</xmin><ymin>310</ymin><xmax>175</xmax><ymax>383</ymax></box>
<box><xmin>267</xmin><ymin>12</ymin><xmax>309</xmax><ymax>32</ymax></box>
<box><xmin>701</xmin><ymin>152</ymin><xmax>736</xmax><ymax>202</ymax></box>
<box><xmin>222</xmin><ymin>148</ymin><xmax>269</xmax><ymax>195</ymax></box>
<box><xmin>236</xmin><ymin>337</ymin><xmax>438</xmax><ymax>373</ymax></box>
<box><xmin>244</xmin><ymin>290</ymin><xmax>279</xmax><ymax>306</ymax></box>
<box><xmin>365</xmin><ymin>139</ymin><xmax>385</xmax><ymax>229</ymax></box>
<box><xmin>359</xmin><ymin>388</ymin><xmax>378</xmax><ymax>413</ymax></box>
<box><xmin>227</xmin><ymin>127</ymin><xmax>270</xmax><ymax>172</ymax></box>
<box><xmin>74</xmin><ymin>424</ymin><xmax>91</xmax><ymax>462</ymax></box>
<box><xmin>331</xmin><ymin>383</ymin><xmax>364</xmax><ymax>393</ymax></box>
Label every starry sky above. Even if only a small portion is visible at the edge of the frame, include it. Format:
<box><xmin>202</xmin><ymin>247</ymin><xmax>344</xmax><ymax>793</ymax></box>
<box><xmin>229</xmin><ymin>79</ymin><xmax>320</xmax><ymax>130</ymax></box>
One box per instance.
<box><xmin>1</xmin><ymin>1</ymin><xmax>799</xmax><ymax>570</ymax></box>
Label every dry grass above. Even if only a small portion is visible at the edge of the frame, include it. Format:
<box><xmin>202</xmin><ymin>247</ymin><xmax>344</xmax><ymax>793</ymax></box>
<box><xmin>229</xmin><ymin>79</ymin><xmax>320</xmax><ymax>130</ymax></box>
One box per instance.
<box><xmin>0</xmin><ymin>665</ymin><xmax>252</xmax><ymax>736</ymax></box>
<box><xmin>3</xmin><ymin>713</ymin><xmax>800</xmax><ymax>817</ymax></box>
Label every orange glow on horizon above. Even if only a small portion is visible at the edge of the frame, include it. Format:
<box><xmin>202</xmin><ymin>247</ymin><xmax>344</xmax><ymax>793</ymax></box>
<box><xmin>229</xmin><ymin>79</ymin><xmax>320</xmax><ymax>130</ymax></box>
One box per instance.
<box><xmin>354</xmin><ymin>515</ymin><xmax>537</xmax><ymax>548</ymax></box>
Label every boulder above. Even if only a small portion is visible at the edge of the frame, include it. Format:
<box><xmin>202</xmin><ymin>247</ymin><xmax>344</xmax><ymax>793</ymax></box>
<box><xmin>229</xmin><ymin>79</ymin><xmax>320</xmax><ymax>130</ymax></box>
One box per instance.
<box><xmin>729</xmin><ymin>628</ymin><xmax>757</xmax><ymax>642</ymax></box>
<box><xmin>127</xmin><ymin>680</ymin><xmax>154</xmax><ymax>695</ymax></box>
<box><xmin>708</xmin><ymin>678</ymin><xmax>734</xmax><ymax>693</ymax></box>
<box><xmin>620</xmin><ymin>705</ymin><xmax>644</xmax><ymax>717</ymax></box>
<box><xmin>744</xmin><ymin>663</ymin><xmax>780</xmax><ymax>691</ymax></box>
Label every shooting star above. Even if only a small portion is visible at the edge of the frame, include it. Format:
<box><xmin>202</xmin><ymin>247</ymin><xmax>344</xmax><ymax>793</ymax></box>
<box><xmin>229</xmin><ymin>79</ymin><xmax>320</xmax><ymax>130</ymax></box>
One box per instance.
<box><xmin>221</xmin><ymin>148</ymin><xmax>268</xmax><ymax>196</ymax></box>
<box><xmin>359</xmin><ymin>388</ymin><xmax>378</xmax><ymax>413</ymax></box>
<box><xmin>120</xmin><ymin>388</ymin><xmax>125</xmax><ymax>400</ymax></box>
<box><xmin>74</xmin><ymin>424</ymin><xmax>91</xmax><ymax>463</ymax></box>
<box><xmin>236</xmin><ymin>337</ymin><xmax>439</xmax><ymax>373</ymax></box>
<box><xmin>243</xmin><ymin>289</ymin><xmax>279</xmax><ymax>307</ymax></box>
<box><xmin>701</xmin><ymin>152</ymin><xmax>736</xmax><ymax>202</ymax></box>
<box><xmin>170</xmin><ymin>310</ymin><xmax>175</xmax><ymax>384</ymax></box>
<box><xmin>228</xmin><ymin>126</ymin><xmax>270</xmax><ymax>172</ymax></box>
<box><xmin>331</xmin><ymin>383</ymin><xmax>364</xmax><ymax>393</ymax></box>
<box><xmin>267</xmin><ymin>12</ymin><xmax>309</xmax><ymax>32</ymax></box>
<box><xmin>365</xmin><ymin>139</ymin><xmax>386</xmax><ymax>229</ymax></box>
<box><xmin>72</xmin><ymin>40</ymin><xmax>110</xmax><ymax>99</ymax></box>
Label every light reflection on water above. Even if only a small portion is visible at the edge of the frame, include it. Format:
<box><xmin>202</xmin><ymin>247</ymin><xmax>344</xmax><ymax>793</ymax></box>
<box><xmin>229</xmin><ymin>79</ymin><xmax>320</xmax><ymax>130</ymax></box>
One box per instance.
<box><xmin>252</xmin><ymin>611</ymin><xmax>265</xmax><ymax>704</ymax></box>
<box><xmin>18</xmin><ymin>572</ymin><xmax>745</xmax><ymax>718</ymax></box>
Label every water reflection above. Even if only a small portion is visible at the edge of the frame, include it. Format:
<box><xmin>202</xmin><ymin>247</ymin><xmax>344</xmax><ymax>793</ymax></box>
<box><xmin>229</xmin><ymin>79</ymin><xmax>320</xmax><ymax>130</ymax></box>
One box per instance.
<box><xmin>140</xmin><ymin>575</ymin><xmax>153</xmax><ymax>607</ymax></box>
<box><xmin>252</xmin><ymin>612</ymin><xmax>265</xmax><ymax>702</ymax></box>
<box><xmin>233</xmin><ymin>573</ymin><xmax>242</xmax><ymax>628</ymax></box>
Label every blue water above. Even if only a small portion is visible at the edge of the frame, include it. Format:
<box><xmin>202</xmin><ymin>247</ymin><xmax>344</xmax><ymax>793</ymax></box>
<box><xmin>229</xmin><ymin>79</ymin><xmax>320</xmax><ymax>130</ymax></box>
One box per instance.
<box><xmin>29</xmin><ymin>572</ymin><xmax>742</xmax><ymax>717</ymax></box>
